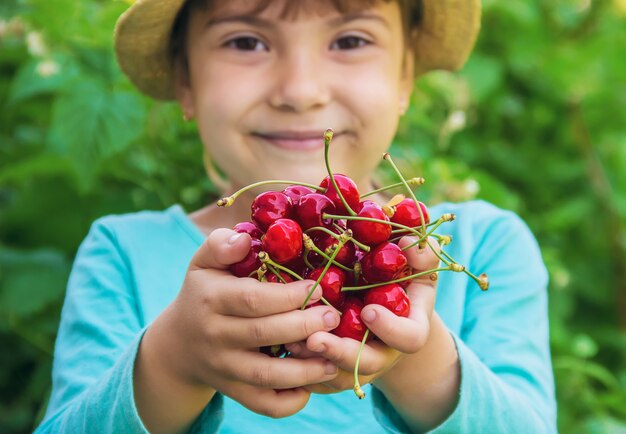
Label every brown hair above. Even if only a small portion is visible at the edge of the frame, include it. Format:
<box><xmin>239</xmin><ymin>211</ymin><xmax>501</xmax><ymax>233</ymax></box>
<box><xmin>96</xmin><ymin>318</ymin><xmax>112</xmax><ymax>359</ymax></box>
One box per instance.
<box><xmin>169</xmin><ymin>0</ymin><xmax>422</xmax><ymax>75</ymax></box>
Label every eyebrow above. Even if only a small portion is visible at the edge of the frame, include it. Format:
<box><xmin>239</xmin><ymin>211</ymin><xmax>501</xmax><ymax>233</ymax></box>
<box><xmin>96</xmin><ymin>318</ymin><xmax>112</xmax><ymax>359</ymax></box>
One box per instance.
<box><xmin>205</xmin><ymin>11</ymin><xmax>390</xmax><ymax>30</ymax></box>
<box><xmin>327</xmin><ymin>12</ymin><xmax>391</xmax><ymax>30</ymax></box>
<box><xmin>205</xmin><ymin>15</ymin><xmax>274</xmax><ymax>29</ymax></box>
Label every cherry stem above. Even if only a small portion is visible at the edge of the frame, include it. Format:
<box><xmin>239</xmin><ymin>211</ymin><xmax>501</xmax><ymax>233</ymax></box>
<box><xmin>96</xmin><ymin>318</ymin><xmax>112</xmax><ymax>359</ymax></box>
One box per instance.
<box><xmin>341</xmin><ymin>266</ymin><xmax>451</xmax><ymax>291</ymax></box>
<box><xmin>390</xmin><ymin>219</ymin><xmax>440</xmax><ymax>234</ymax></box>
<box><xmin>216</xmin><ymin>180</ymin><xmax>324</xmax><ymax>207</ymax></box>
<box><xmin>353</xmin><ymin>329</ymin><xmax>370</xmax><ymax>399</ymax></box>
<box><xmin>440</xmin><ymin>249</ymin><xmax>489</xmax><ymax>291</ymax></box>
<box><xmin>382</xmin><ymin>153</ymin><xmax>427</xmax><ymax>235</ymax></box>
<box><xmin>323</xmin><ymin>213</ymin><xmax>421</xmax><ymax>235</ymax></box>
<box><xmin>266</xmin><ymin>263</ymin><xmax>288</xmax><ymax>284</ymax></box>
<box><xmin>303</xmin><ymin>239</ymin><xmax>354</xmax><ymax>273</ymax></box>
<box><xmin>258</xmin><ymin>252</ymin><xmax>304</xmax><ymax>281</ymax></box>
<box><xmin>323</xmin><ymin>129</ymin><xmax>357</xmax><ymax>217</ymax></box>
<box><xmin>424</xmin><ymin>239</ymin><xmax>452</xmax><ymax>267</ymax></box>
<box><xmin>400</xmin><ymin>218</ymin><xmax>447</xmax><ymax>251</ymax></box>
<box><xmin>301</xmin><ymin>230</ymin><xmax>352</xmax><ymax>309</ymax></box>
<box><xmin>266</xmin><ymin>259</ymin><xmax>338</xmax><ymax>308</ymax></box>
<box><xmin>305</xmin><ymin>226</ymin><xmax>370</xmax><ymax>252</ymax></box>
<box><xmin>361</xmin><ymin>177</ymin><xmax>425</xmax><ymax>198</ymax></box>
<box><xmin>302</xmin><ymin>250</ymin><xmax>316</xmax><ymax>271</ymax></box>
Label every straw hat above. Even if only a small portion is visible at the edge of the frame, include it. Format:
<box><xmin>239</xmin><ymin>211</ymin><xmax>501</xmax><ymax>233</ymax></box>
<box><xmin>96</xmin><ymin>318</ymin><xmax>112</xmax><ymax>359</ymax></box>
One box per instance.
<box><xmin>115</xmin><ymin>0</ymin><xmax>481</xmax><ymax>101</ymax></box>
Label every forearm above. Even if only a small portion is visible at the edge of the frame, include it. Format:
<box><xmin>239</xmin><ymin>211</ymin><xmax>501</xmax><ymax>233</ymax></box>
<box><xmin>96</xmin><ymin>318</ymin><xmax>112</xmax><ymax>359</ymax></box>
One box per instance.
<box><xmin>373</xmin><ymin>313</ymin><xmax>460</xmax><ymax>432</ymax></box>
<box><xmin>134</xmin><ymin>313</ymin><xmax>216</xmax><ymax>434</ymax></box>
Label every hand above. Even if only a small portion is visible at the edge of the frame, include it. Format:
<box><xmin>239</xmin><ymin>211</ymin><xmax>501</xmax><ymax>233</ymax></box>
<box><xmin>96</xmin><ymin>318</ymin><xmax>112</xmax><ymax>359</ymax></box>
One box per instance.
<box><xmin>140</xmin><ymin>228</ymin><xmax>341</xmax><ymax>418</ymax></box>
<box><xmin>287</xmin><ymin>236</ymin><xmax>440</xmax><ymax>395</ymax></box>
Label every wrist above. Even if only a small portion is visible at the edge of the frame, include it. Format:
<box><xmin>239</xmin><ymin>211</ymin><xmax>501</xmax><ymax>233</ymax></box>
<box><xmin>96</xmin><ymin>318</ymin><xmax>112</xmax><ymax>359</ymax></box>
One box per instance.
<box><xmin>134</xmin><ymin>306</ymin><xmax>216</xmax><ymax>434</ymax></box>
<box><xmin>373</xmin><ymin>313</ymin><xmax>460</xmax><ymax>430</ymax></box>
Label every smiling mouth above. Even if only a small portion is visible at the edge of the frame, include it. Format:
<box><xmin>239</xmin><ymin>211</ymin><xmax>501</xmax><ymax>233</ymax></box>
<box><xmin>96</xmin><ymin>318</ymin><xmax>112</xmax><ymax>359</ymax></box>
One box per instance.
<box><xmin>252</xmin><ymin>131</ymin><xmax>340</xmax><ymax>151</ymax></box>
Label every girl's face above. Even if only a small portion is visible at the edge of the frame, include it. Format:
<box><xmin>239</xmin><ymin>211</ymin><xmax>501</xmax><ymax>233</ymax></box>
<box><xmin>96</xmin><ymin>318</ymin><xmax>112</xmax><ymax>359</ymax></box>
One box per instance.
<box><xmin>177</xmin><ymin>0</ymin><xmax>414</xmax><ymax>193</ymax></box>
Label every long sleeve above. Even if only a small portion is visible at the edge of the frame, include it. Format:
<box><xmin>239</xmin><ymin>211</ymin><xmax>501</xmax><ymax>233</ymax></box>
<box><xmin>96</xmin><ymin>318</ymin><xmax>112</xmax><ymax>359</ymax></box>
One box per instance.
<box><xmin>35</xmin><ymin>218</ymin><xmax>224</xmax><ymax>433</ymax></box>
<box><xmin>371</xmin><ymin>201</ymin><xmax>557</xmax><ymax>433</ymax></box>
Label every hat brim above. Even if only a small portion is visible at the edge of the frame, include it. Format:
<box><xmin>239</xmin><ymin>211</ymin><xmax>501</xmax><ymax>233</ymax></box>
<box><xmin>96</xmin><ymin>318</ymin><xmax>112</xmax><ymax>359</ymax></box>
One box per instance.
<box><xmin>115</xmin><ymin>0</ymin><xmax>481</xmax><ymax>101</ymax></box>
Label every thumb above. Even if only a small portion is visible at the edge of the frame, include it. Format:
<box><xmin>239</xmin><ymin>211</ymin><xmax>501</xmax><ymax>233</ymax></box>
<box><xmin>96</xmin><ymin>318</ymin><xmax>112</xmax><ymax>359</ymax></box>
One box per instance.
<box><xmin>189</xmin><ymin>228</ymin><xmax>252</xmax><ymax>271</ymax></box>
<box><xmin>398</xmin><ymin>236</ymin><xmax>440</xmax><ymax>271</ymax></box>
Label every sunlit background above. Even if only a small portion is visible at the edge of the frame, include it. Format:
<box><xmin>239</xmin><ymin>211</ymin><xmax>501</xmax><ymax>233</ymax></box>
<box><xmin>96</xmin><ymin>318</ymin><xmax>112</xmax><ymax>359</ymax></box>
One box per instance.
<box><xmin>1</xmin><ymin>0</ymin><xmax>625</xmax><ymax>432</ymax></box>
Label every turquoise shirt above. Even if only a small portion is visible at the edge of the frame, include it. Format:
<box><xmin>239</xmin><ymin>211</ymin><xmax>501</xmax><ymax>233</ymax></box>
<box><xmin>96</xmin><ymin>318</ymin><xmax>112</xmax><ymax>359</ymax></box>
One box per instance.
<box><xmin>35</xmin><ymin>200</ymin><xmax>557</xmax><ymax>433</ymax></box>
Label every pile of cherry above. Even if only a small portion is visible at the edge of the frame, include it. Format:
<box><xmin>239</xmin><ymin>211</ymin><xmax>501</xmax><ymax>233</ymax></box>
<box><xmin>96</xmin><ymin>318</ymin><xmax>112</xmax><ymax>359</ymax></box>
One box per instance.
<box><xmin>218</xmin><ymin>129</ymin><xmax>488</xmax><ymax>398</ymax></box>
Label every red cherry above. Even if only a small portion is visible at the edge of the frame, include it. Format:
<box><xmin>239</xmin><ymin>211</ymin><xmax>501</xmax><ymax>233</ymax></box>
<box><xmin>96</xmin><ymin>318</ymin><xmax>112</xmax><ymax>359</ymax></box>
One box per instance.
<box><xmin>332</xmin><ymin>297</ymin><xmax>371</xmax><ymax>341</ymax></box>
<box><xmin>295</xmin><ymin>193</ymin><xmax>336</xmax><ymax>231</ymax></box>
<box><xmin>233</xmin><ymin>221</ymin><xmax>264</xmax><ymax>239</ymax></box>
<box><xmin>347</xmin><ymin>201</ymin><xmax>391</xmax><ymax>247</ymax></box>
<box><xmin>364</xmin><ymin>283</ymin><xmax>410</xmax><ymax>317</ymax></box>
<box><xmin>266</xmin><ymin>271</ymin><xmax>295</xmax><ymax>284</ymax></box>
<box><xmin>251</xmin><ymin>191</ymin><xmax>293</xmax><ymax>231</ymax></box>
<box><xmin>282</xmin><ymin>185</ymin><xmax>316</xmax><ymax>204</ymax></box>
<box><xmin>320</xmin><ymin>174</ymin><xmax>360</xmax><ymax>216</ymax></box>
<box><xmin>262</xmin><ymin>218</ymin><xmax>303</xmax><ymax>264</ymax></box>
<box><xmin>395</xmin><ymin>266</ymin><xmax>414</xmax><ymax>289</ymax></box>
<box><xmin>309</xmin><ymin>231</ymin><xmax>356</xmax><ymax>267</ymax></box>
<box><xmin>391</xmin><ymin>199</ymin><xmax>430</xmax><ymax>234</ymax></box>
<box><xmin>284</xmin><ymin>254</ymin><xmax>309</xmax><ymax>278</ymax></box>
<box><xmin>230</xmin><ymin>238</ymin><xmax>262</xmax><ymax>278</ymax></box>
<box><xmin>306</xmin><ymin>266</ymin><xmax>346</xmax><ymax>310</ymax></box>
<box><xmin>361</xmin><ymin>242</ymin><xmax>409</xmax><ymax>284</ymax></box>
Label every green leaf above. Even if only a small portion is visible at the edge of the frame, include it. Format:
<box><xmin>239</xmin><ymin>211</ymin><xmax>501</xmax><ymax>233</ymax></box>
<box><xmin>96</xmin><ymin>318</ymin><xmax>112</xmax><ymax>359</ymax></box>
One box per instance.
<box><xmin>0</xmin><ymin>248</ymin><xmax>69</xmax><ymax>318</ymax></box>
<box><xmin>461</xmin><ymin>54</ymin><xmax>504</xmax><ymax>103</ymax></box>
<box><xmin>46</xmin><ymin>78</ymin><xmax>147</xmax><ymax>190</ymax></box>
<box><xmin>6</xmin><ymin>54</ymin><xmax>79</xmax><ymax>105</ymax></box>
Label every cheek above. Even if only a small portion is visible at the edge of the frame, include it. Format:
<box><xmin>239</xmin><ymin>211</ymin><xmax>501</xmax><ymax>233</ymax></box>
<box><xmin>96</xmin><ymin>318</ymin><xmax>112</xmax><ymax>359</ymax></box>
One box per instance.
<box><xmin>341</xmin><ymin>64</ymin><xmax>402</xmax><ymax>123</ymax></box>
<box><xmin>191</xmin><ymin>62</ymin><xmax>259</xmax><ymax>128</ymax></box>
<box><xmin>349</xmin><ymin>75</ymin><xmax>401</xmax><ymax>143</ymax></box>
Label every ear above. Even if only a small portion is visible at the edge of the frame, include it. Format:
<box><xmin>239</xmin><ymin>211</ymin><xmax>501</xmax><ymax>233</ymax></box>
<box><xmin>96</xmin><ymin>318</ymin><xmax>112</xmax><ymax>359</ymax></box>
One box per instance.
<box><xmin>174</xmin><ymin>60</ymin><xmax>195</xmax><ymax>119</ymax></box>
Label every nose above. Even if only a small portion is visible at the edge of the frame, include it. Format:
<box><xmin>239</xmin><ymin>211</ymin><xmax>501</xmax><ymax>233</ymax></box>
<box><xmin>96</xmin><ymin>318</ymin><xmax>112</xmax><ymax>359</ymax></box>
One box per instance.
<box><xmin>268</xmin><ymin>49</ymin><xmax>331</xmax><ymax>113</ymax></box>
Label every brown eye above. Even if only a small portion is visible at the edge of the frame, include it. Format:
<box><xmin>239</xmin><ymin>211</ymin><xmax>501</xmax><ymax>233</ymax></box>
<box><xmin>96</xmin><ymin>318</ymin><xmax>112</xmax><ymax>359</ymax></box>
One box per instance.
<box><xmin>226</xmin><ymin>36</ymin><xmax>267</xmax><ymax>51</ymax></box>
<box><xmin>332</xmin><ymin>36</ymin><xmax>369</xmax><ymax>50</ymax></box>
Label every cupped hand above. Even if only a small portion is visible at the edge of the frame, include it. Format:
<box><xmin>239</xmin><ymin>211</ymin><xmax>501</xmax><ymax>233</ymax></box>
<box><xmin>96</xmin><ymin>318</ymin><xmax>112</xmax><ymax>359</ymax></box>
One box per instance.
<box><xmin>287</xmin><ymin>236</ymin><xmax>440</xmax><ymax>395</ymax></box>
<box><xmin>147</xmin><ymin>228</ymin><xmax>341</xmax><ymax>417</ymax></box>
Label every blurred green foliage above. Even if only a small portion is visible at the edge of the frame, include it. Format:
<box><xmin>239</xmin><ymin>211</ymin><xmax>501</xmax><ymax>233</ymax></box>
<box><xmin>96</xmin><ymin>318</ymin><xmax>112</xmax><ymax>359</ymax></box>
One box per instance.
<box><xmin>1</xmin><ymin>0</ymin><xmax>625</xmax><ymax>433</ymax></box>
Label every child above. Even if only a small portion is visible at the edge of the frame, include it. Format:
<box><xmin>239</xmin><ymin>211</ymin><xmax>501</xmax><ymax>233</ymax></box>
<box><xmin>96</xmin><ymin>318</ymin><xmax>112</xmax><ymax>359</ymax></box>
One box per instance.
<box><xmin>36</xmin><ymin>0</ymin><xmax>557</xmax><ymax>433</ymax></box>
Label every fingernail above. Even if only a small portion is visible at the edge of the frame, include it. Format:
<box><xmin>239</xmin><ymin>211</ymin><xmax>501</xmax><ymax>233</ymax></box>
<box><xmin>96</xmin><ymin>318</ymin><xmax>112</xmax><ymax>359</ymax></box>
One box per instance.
<box><xmin>306</xmin><ymin>284</ymin><xmax>322</xmax><ymax>300</ymax></box>
<box><xmin>323</xmin><ymin>311</ymin><xmax>339</xmax><ymax>328</ymax></box>
<box><xmin>228</xmin><ymin>233</ymin><xmax>243</xmax><ymax>245</ymax></box>
<box><xmin>325</xmin><ymin>362</ymin><xmax>337</xmax><ymax>375</ymax></box>
<box><xmin>362</xmin><ymin>309</ymin><xmax>376</xmax><ymax>323</ymax></box>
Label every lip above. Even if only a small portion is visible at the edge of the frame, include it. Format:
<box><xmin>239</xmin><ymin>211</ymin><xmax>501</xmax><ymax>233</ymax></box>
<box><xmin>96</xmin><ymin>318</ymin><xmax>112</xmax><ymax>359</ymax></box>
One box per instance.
<box><xmin>252</xmin><ymin>130</ymin><xmax>338</xmax><ymax>151</ymax></box>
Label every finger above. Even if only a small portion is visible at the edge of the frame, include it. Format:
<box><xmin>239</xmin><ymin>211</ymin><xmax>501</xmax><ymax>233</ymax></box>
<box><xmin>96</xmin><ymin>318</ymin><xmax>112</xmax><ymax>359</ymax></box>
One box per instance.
<box><xmin>303</xmin><ymin>383</ymin><xmax>339</xmax><ymax>394</ymax></box>
<box><xmin>225</xmin><ymin>351</ymin><xmax>338</xmax><ymax>389</ymax></box>
<box><xmin>317</xmin><ymin>370</ymin><xmax>377</xmax><ymax>392</ymax></box>
<box><xmin>405</xmin><ymin>278</ymin><xmax>437</xmax><ymax>323</ymax></box>
<box><xmin>214</xmin><ymin>278</ymin><xmax>323</xmax><ymax>317</ymax></box>
<box><xmin>285</xmin><ymin>341</ymin><xmax>320</xmax><ymax>359</ymax></box>
<box><xmin>189</xmin><ymin>228</ymin><xmax>252</xmax><ymax>271</ymax></box>
<box><xmin>398</xmin><ymin>236</ymin><xmax>441</xmax><ymax>273</ymax></box>
<box><xmin>305</xmin><ymin>331</ymin><xmax>398</xmax><ymax>375</ymax></box>
<box><xmin>224</xmin><ymin>383</ymin><xmax>311</xmax><ymax>418</ymax></box>
<box><xmin>222</xmin><ymin>305</ymin><xmax>340</xmax><ymax>347</ymax></box>
<box><xmin>361</xmin><ymin>298</ymin><xmax>430</xmax><ymax>354</ymax></box>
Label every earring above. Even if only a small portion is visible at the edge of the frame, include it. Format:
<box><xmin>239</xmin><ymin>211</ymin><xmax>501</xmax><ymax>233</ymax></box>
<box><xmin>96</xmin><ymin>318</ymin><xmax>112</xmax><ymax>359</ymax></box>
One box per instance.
<box><xmin>398</xmin><ymin>99</ymin><xmax>408</xmax><ymax>116</ymax></box>
<box><xmin>182</xmin><ymin>112</ymin><xmax>193</xmax><ymax>122</ymax></box>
